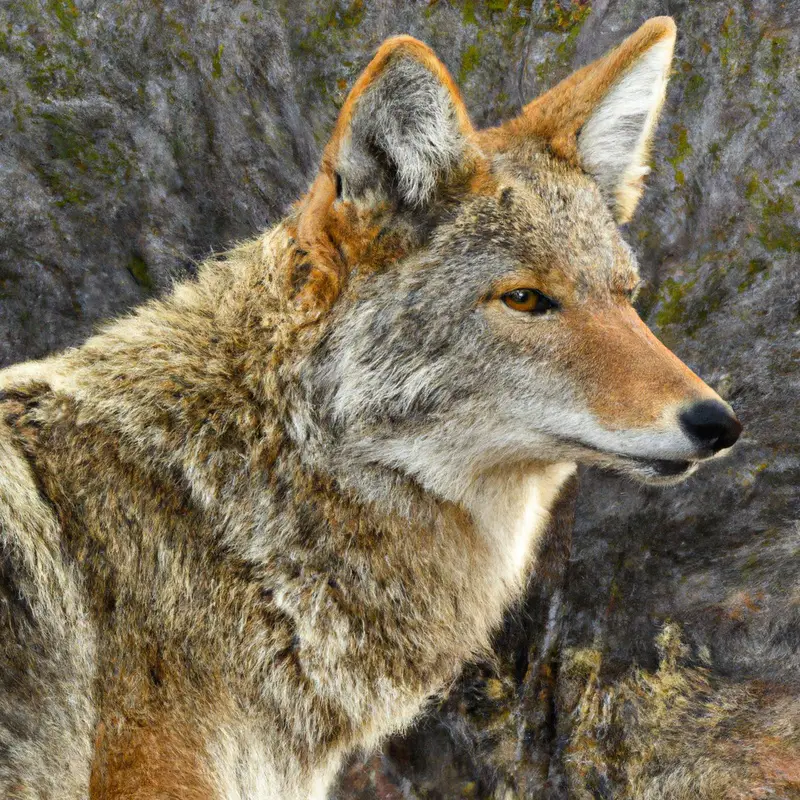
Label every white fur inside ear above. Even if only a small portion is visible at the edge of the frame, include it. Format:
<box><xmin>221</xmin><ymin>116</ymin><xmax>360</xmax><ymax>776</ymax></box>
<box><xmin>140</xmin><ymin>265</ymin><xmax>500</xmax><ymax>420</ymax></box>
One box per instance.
<box><xmin>577</xmin><ymin>37</ymin><xmax>674</xmax><ymax>219</ymax></box>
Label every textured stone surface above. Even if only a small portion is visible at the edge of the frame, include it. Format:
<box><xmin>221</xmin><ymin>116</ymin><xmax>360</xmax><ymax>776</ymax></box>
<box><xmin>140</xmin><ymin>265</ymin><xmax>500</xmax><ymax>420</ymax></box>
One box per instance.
<box><xmin>2</xmin><ymin>1</ymin><xmax>798</xmax><ymax>797</ymax></box>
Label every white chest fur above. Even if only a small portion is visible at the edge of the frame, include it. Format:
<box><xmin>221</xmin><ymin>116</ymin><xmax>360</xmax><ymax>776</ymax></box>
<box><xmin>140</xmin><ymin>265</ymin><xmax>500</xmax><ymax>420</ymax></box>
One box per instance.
<box><xmin>207</xmin><ymin>725</ymin><xmax>339</xmax><ymax>800</ymax></box>
<box><xmin>463</xmin><ymin>462</ymin><xmax>576</xmax><ymax>589</ymax></box>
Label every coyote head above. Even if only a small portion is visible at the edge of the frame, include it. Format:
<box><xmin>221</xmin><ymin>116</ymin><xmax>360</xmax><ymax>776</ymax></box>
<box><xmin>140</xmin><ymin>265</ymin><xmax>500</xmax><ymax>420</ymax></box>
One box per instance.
<box><xmin>291</xmin><ymin>18</ymin><xmax>741</xmax><ymax>500</ymax></box>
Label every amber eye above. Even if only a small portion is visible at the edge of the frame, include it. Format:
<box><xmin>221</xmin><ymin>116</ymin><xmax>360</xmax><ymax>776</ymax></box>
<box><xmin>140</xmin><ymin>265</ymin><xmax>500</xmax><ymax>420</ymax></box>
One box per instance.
<box><xmin>501</xmin><ymin>288</ymin><xmax>559</xmax><ymax>314</ymax></box>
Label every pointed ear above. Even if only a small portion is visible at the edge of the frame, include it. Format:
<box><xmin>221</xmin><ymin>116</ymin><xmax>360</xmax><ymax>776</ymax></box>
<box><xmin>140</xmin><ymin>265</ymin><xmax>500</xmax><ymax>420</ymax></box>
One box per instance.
<box><xmin>293</xmin><ymin>36</ymin><xmax>476</xmax><ymax>310</ymax></box>
<box><xmin>329</xmin><ymin>35</ymin><xmax>475</xmax><ymax>207</ymax></box>
<box><xmin>486</xmin><ymin>17</ymin><xmax>676</xmax><ymax>223</ymax></box>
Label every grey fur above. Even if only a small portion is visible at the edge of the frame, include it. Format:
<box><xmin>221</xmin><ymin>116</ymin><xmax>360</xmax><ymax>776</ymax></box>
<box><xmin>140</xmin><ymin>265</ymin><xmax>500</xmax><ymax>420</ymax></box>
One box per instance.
<box><xmin>338</xmin><ymin>56</ymin><xmax>468</xmax><ymax>206</ymax></box>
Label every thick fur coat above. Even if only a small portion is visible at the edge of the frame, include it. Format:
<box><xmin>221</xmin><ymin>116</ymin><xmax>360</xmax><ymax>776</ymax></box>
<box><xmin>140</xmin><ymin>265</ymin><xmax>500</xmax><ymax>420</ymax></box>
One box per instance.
<box><xmin>0</xmin><ymin>18</ymin><xmax>741</xmax><ymax>799</ymax></box>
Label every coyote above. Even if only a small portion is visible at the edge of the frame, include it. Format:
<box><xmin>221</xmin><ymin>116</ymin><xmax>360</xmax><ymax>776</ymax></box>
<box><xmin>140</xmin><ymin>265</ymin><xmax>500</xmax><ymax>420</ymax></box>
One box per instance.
<box><xmin>0</xmin><ymin>17</ymin><xmax>741</xmax><ymax>800</ymax></box>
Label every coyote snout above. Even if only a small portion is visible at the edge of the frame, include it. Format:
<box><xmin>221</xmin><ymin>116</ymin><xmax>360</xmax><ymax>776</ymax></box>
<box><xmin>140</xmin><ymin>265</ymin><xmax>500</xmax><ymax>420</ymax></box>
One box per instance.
<box><xmin>553</xmin><ymin>302</ymin><xmax>742</xmax><ymax>483</ymax></box>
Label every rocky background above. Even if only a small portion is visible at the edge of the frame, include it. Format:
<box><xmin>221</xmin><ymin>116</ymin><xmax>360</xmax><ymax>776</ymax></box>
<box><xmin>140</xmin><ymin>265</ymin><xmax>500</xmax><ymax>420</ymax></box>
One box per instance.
<box><xmin>1</xmin><ymin>0</ymin><xmax>798</xmax><ymax>797</ymax></box>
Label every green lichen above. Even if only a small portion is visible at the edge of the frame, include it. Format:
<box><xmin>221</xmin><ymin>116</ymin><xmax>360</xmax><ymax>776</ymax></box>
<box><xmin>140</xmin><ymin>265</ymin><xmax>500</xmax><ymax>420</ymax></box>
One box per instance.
<box><xmin>462</xmin><ymin>0</ymin><xmax>516</xmax><ymax>26</ymax></box>
<box><xmin>163</xmin><ymin>12</ymin><xmax>189</xmax><ymax>44</ymax></box>
<box><xmin>719</xmin><ymin>9</ymin><xmax>734</xmax><ymax>70</ymax></box>
<box><xmin>537</xmin><ymin>0</ymin><xmax>591</xmax><ymax>33</ymax></box>
<box><xmin>753</xmin><ymin>35</ymin><xmax>788</xmax><ymax>130</ymax></box>
<box><xmin>707</xmin><ymin>141</ymin><xmax>722</xmax><ymax>172</ymax></box>
<box><xmin>30</xmin><ymin>104</ymin><xmax>133</xmax><ymax>209</ymax></box>
<box><xmin>758</xmin><ymin>220</ymin><xmax>800</xmax><ymax>253</ymax></box>
<box><xmin>685</xmin><ymin>72</ymin><xmax>705</xmax><ymax>102</ymax></box>
<box><xmin>51</xmin><ymin>183</ymin><xmax>90</xmax><ymax>207</ymax></box>
<box><xmin>3</xmin><ymin>0</ymin><xmax>92</xmax><ymax>99</ymax></box>
<box><xmin>176</xmin><ymin>48</ymin><xmax>197</xmax><ymax>69</ymax></box>
<box><xmin>296</xmin><ymin>0</ymin><xmax>365</xmax><ymax>55</ymax></box>
<box><xmin>41</xmin><ymin>111</ymin><xmax>130</xmax><ymax>177</ymax></box>
<box><xmin>11</xmin><ymin>99</ymin><xmax>29</xmax><ymax>133</ymax></box>
<box><xmin>744</xmin><ymin>174</ymin><xmax>800</xmax><ymax>254</ymax></box>
<box><xmin>459</xmin><ymin>43</ymin><xmax>482</xmax><ymax>83</ymax></box>
<box><xmin>498</xmin><ymin>0</ymin><xmax>534</xmax><ymax>46</ymax></box>
<box><xmin>529</xmin><ymin>1</ymin><xmax>591</xmax><ymax>87</ymax></box>
<box><xmin>40</xmin><ymin>110</ymin><xmax>87</xmax><ymax>162</ymax></box>
<box><xmin>33</xmin><ymin>162</ymin><xmax>88</xmax><ymax>209</ymax></box>
<box><xmin>765</xmin><ymin>36</ymin><xmax>787</xmax><ymax>83</ymax></box>
<box><xmin>738</xmin><ymin>258</ymin><xmax>769</xmax><ymax>293</ymax></box>
<box><xmin>127</xmin><ymin>254</ymin><xmax>154</xmax><ymax>291</ymax></box>
<box><xmin>462</xmin><ymin>0</ymin><xmax>478</xmax><ymax>26</ymax></box>
<box><xmin>666</xmin><ymin>125</ymin><xmax>693</xmax><ymax>186</ymax></box>
<box><xmin>15</xmin><ymin>30</ymin><xmax>89</xmax><ymax>99</ymax></box>
<box><xmin>46</xmin><ymin>0</ymin><xmax>80</xmax><ymax>41</ymax></box>
<box><xmin>718</xmin><ymin>6</ymin><xmax>755</xmax><ymax>100</ymax></box>
<box><xmin>744</xmin><ymin>173</ymin><xmax>760</xmax><ymax>201</ymax></box>
<box><xmin>757</xmin><ymin>110</ymin><xmax>774</xmax><ymax>131</ymax></box>
<box><xmin>654</xmin><ymin>277</ymin><xmax>695</xmax><ymax>328</ymax></box>
<box><xmin>761</xmin><ymin>193</ymin><xmax>794</xmax><ymax>218</ymax></box>
<box><xmin>212</xmin><ymin>43</ymin><xmax>224</xmax><ymax>80</ymax></box>
<box><xmin>554</xmin><ymin>14</ymin><xmax>586</xmax><ymax>63</ymax></box>
<box><xmin>685</xmin><ymin>266</ymin><xmax>728</xmax><ymax>335</ymax></box>
<box><xmin>653</xmin><ymin>254</ymin><xmax>730</xmax><ymax>334</ymax></box>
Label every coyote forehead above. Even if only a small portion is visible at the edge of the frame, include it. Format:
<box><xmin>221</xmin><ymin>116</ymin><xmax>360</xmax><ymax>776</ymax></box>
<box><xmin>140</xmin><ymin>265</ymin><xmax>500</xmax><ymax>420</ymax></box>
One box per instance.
<box><xmin>445</xmin><ymin>158</ymin><xmax>641</xmax><ymax>299</ymax></box>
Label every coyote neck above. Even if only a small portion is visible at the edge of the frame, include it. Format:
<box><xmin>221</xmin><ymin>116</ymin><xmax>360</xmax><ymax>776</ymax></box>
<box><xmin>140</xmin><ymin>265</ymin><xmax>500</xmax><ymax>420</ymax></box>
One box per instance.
<box><xmin>461</xmin><ymin>462</ymin><xmax>577</xmax><ymax>590</ymax></box>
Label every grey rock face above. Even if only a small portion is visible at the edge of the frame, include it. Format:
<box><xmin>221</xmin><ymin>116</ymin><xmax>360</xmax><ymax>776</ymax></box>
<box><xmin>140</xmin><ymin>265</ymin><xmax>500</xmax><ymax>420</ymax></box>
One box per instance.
<box><xmin>2</xmin><ymin>1</ymin><xmax>798</xmax><ymax>797</ymax></box>
<box><xmin>0</xmin><ymin>0</ymin><xmax>316</xmax><ymax>365</ymax></box>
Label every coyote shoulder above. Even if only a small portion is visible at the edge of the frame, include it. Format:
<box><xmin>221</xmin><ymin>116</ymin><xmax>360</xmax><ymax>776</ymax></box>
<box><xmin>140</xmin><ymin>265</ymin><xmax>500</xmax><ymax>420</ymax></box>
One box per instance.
<box><xmin>0</xmin><ymin>17</ymin><xmax>740</xmax><ymax>800</ymax></box>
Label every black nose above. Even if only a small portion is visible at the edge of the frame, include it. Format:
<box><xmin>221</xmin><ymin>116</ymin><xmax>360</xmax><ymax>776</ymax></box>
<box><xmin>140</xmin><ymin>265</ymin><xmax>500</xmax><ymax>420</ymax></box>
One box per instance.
<box><xmin>679</xmin><ymin>400</ymin><xmax>742</xmax><ymax>454</ymax></box>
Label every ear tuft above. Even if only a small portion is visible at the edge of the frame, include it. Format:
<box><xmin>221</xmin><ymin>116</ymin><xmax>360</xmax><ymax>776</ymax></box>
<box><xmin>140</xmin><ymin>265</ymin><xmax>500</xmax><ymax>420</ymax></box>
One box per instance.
<box><xmin>339</xmin><ymin>51</ymin><xmax>466</xmax><ymax>206</ymax></box>
<box><xmin>327</xmin><ymin>36</ymin><xmax>474</xmax><ymax>208</ymax></box>
<box><xmin>480</xmin><ymin>17</ymin><xmax>676</xmax><ymax>223</ymax></box>
<box><xmin>577</xmin><ymin>22</ymin><xmax>675</xmax><ymax>221</ymax></box>
<box><xmin>292</xmin><ymin>37</ymin><xmax>476</xmax><ymax>312</ymax></box>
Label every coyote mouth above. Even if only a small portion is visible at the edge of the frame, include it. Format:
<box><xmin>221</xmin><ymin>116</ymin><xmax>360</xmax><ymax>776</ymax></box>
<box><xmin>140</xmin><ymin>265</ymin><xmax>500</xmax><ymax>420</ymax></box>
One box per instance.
<box><xmin>558</xmin><ymin>437</ymin><xmax>701</xmax><ymax>485</ymax></box>
<box><xmin>614</xmin><ymin>455</ymin><xmax>697</xmax><ymax>485</ymax></box>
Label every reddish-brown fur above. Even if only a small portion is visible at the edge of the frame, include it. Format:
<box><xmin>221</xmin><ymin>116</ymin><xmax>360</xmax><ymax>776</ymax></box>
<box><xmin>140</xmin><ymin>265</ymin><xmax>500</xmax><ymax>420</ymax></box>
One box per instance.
<box><xmin>90</xmin><ymin>720</ymin><xmax>216</xmax><ymax>800</ymax></box>
<box><xmin>478</xmin><ymin>17</ymin><xmax>675</xmax><ymax>174</ymax></box>
<box><xmin>563</xmin><ymin>305</ymin><xmax>713</xmax><ymax>428</ymax></box>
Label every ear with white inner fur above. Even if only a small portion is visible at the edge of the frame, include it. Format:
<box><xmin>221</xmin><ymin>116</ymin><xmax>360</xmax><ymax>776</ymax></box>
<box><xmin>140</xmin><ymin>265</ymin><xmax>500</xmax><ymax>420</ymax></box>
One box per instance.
<box><xmin>576</xmin><ymin>31</ymin><xmax>675</xmax><ymax>221</ymax></box>
<box><xmin>479</xmin><ymin>17</ymin><xmax>676</xmax><ymax>223</ymax></box>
